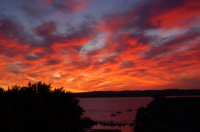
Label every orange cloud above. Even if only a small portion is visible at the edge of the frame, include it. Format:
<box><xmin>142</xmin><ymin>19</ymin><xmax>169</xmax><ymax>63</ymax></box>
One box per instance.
<box><xmin>1</xmin><ymin>0</ymin><xmax>200</xmax><ymax>92</ymax></box>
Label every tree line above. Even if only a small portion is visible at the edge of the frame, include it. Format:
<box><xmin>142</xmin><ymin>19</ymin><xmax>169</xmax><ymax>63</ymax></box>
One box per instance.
<box><xmin>0</xmin><ymin>82</ymin><xmax>95</xmax><ymax>132</ymax></box>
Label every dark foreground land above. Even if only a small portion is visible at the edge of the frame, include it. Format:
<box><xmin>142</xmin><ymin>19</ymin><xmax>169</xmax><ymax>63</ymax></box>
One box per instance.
<box><xmin>0</xmin><ymin>82</ymin><xmax>95</xmax><ymax>132</ymax></box>
<box><xmin>134</xmin><ymin>96</ymin><xmax>200</xmax><ymax>132</ymax></box>
<box><xmin>75</xmin><ymin>89</ymin><xmax>200</xmax><ymax>98</ymax></box>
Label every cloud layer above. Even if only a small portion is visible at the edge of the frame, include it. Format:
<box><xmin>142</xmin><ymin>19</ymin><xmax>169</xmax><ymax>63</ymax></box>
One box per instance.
<box><xmin>0</xmin><ymin>0</ymin><xmax>200</xmax><ymax>92</ymax></box>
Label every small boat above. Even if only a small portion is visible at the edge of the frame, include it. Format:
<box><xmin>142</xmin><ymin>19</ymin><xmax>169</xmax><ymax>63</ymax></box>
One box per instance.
<box><xmin>109</xmin><ymin>121</ymin><xmax>117</xmax><ymax>126</ymax></box>
<box><xmin>127</xmin><ymin>103</ymin><xmax>133</xmax><ymax>111</ymax></box>
<box><xmin>110</xmin><ymin>113</ymin><xmax>116</xmax><ymax>116</ymax></box>
<box><xmin>103</xmin><ymin>122</ymin><xmax>107</xmax><ymax>126</ymax></box>
<box><xmin>116</xmin><ymin>106</ymin><xmax>122</xmax><ymax>114</ymax></box>
<box><xmin>110</xmin><ymin>107</ymin><xmax>116</xmax><ymax>116</ymax></box>
<box><xmin>127</xmin><ymin>109</ymin><xmax>133</xmax><ymax>112</ymax></box>
<box><xmin>116</xmin><ymin>111</ymin><xmax>122</xmax><ymax>114</ymax></box>
<box><xmin>121</xmin><ymin>120</ymin><xmax>126</xmax><ymax>126</ymax></box>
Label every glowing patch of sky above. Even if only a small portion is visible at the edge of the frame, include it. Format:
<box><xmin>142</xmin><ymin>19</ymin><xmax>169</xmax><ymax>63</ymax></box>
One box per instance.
<box><xmin>1</xmin><ymin>0</ymin><xmax>200</xmax><ymax>92</ymax></box>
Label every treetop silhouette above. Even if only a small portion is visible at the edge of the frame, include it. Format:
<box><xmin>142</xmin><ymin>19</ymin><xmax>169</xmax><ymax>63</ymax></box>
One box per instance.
<box><xmin>0</xmin><ymin>82</ymin><xmax>95</xmax><ymax>132</ymax></box>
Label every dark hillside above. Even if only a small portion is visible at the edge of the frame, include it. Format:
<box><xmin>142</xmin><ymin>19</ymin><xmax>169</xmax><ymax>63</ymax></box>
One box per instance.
<box><xmin>75</xmin><ymin>89</ymin><xmax>200</xmax><ymax>98</ymax></box>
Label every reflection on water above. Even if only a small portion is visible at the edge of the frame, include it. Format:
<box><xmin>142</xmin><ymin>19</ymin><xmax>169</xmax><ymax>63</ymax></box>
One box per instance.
<box><xmin>77</xmin><ymin>97</ymin><xmax>153</xmax><ymax>132</ymax></box>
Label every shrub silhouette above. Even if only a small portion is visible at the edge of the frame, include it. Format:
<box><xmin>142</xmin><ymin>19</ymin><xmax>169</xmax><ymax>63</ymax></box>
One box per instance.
<box><xmin>0</xmin><ymin>82</ymin><xmax>95</xmax><ymax>132</ymax></box>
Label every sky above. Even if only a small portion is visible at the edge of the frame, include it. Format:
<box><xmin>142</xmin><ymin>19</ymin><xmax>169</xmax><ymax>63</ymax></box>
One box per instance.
<box><xmin>0</xmin><ymin>0</ymin><xmax>200</xmax><ymax>92</ymax></box>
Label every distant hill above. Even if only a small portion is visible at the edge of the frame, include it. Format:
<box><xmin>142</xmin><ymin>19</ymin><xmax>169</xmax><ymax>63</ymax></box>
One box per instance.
<box><xmin>74</xmin><ymin>89</ymin><xmax>200</xmax><ymax>98</ymax></box>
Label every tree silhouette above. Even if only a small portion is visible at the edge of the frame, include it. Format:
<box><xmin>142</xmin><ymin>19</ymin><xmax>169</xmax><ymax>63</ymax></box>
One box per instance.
<box><xmin>0</xmin><ymin>87</ymin><xmax>4</xmax><ymax>93</ymax></box>
<box><xmin>0</xmin><ymin>82</ymin><xmax>95</xmax><ymax>132</ymax></box>
<box><xmin>134</xmin><ymin>95</ymin><xmax>164</xmax><ymax>132</ymax></box>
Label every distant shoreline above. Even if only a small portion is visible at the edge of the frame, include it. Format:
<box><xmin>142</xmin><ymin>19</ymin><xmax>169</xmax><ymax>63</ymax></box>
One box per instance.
<box><xmin>74</xmin><ymin>89</ymin><xmax>200</xmax><ymax>98</ymax></box>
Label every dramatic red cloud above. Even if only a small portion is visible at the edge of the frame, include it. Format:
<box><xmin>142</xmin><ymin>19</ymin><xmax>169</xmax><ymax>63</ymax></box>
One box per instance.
<box><xmin>150</xmin><ymin>0</ymin><xmax>200</xmax><ymax>28</ymax></box>
<box><xmin>0</xmin><ymin>0</ymin><xmax>200</xmax><ymax>92</ymax></box>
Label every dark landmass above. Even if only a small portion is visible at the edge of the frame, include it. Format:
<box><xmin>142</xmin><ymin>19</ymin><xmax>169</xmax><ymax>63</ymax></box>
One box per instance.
<box><xmin>134</xmin><ymin>96</ymin><xmax>200</xmax><ymax>132</ymax></box>
<box><xmin>74</xmin><ymin>89</ymin><xmax>200</xmax><ymax>98</ymax></box>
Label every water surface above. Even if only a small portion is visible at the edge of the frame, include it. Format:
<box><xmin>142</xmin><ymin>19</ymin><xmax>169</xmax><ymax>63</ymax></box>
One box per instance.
<box><xmin>78</xmin><ymin>97</ymin><xmax>153</xmax><ymax>132</ymax></box>
<box><xmin>78</xmin><ymin>95</ymin><xmax>200</xmax><ymax>132</ymax></box>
